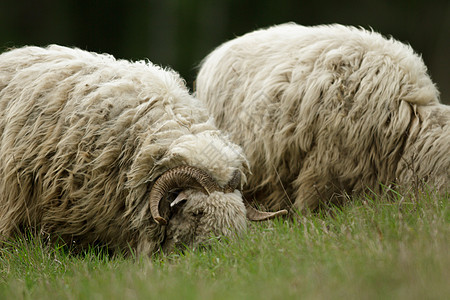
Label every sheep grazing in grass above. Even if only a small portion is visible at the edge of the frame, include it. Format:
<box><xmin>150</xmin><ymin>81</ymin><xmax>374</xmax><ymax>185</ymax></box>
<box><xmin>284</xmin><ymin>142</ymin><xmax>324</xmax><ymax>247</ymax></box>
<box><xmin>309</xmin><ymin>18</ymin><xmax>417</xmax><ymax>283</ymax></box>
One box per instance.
<box><xmin>196</xmin><ymin>23</ymin><xmax>449</xmax><ymax>212</ymax></box>
<box><xmin>0</xmin><ymin>45</ymin><xmax>286</xmax><ymax>255</ymax></box>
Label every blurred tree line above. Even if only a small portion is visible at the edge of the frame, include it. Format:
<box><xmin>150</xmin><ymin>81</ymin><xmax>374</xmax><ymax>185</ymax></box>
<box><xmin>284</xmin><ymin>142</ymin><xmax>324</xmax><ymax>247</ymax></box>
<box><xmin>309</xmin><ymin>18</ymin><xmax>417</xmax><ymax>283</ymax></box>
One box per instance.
<box><xmin>0</xmin><ymin>0</ymin><xmax>448</xmax><ymax>102</ymax></box>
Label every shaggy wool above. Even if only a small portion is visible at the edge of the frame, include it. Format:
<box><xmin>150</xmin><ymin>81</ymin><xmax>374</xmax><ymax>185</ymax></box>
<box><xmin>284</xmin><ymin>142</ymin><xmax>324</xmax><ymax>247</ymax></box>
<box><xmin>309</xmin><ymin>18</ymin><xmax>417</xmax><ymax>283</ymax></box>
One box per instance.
<box><xmin>196</xmin><ymin>23</ymin><xmax>450</xmax><ymax>211</ymax></box>
<box><xmin>0</xmin><ymin>45</ymin><xmax>248</xmax><ymax>255</ymax></box>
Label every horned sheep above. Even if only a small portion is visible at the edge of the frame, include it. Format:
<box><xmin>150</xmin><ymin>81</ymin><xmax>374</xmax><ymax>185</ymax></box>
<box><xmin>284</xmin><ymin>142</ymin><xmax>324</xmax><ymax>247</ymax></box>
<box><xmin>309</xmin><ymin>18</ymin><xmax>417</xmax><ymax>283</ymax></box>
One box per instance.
<box><xmin>196</xmin><ymin>23</ymin><xmax>449</xmax><ymax>212</ymax></box>
<box><xmin>0</xmin><ymin>45</ymin><xmax>285</xmax><ymax>255</ymax></box>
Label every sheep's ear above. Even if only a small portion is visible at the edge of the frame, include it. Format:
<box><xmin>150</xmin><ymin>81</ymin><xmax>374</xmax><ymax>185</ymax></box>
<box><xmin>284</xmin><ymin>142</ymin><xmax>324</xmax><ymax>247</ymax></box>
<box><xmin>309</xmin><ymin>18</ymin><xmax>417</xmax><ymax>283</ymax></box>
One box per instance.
<box><xmin>170</xmin><ymin>191</ymin><xmax>188</xmax><ymax>208</ymax></box>
<box><xmin>245</xmin><ymin>203</ymin><xmax>288</xmax><ymax>221</ymax></box>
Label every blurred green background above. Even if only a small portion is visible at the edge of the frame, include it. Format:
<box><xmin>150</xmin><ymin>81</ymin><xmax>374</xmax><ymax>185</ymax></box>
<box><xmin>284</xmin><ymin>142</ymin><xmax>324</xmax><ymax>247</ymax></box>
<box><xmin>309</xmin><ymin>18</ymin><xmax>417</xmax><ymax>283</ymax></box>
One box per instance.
<box><xmin>0</xmin><ymin>0</ymin><xmax>448</xmax><ymax>102</ymax></box>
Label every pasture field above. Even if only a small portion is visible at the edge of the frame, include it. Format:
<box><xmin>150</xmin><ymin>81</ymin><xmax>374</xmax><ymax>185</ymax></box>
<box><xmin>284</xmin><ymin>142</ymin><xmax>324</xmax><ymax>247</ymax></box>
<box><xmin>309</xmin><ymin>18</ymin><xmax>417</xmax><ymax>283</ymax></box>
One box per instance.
<box><xmin>0</xmin><ymin>189</ymin><xmax>448</xmax><ymax>300</ymax></box>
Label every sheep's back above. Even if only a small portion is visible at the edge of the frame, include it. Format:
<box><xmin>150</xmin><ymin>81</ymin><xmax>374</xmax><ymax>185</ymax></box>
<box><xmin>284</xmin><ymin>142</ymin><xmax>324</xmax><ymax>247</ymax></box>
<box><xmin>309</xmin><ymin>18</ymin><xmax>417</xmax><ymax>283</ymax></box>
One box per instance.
<box><xmin>0</xmin><ymin>45</ymin><xmax>207</xmax><ymax>247</ymax></box>
<box><xmin>197</xmin><ymin>24</ymin><xmax>440</xmax><ymax>209</ymax></box>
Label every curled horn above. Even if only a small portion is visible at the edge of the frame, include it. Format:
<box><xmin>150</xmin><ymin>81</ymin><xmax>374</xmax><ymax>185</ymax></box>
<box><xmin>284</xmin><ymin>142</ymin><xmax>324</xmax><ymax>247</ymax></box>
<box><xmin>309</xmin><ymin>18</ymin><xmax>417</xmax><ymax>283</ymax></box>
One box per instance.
<box><xmin>223</xmin><ymin>169</ymin><xmax>241</xmax><ymax>193</ymax></box>
<box><xmin>245</xmin><ymin>202</ymin><xmax>288</xmax><ymax>221</ymax></box>
<box><xmin>224</xmin><ymin>170</ymin><xmax>287</xmax><ymax>220</ymax></box>
<box><xmin>149</xmin><ymin>166</ymin><xmax>221</xmax><ymax>225</ymax></box>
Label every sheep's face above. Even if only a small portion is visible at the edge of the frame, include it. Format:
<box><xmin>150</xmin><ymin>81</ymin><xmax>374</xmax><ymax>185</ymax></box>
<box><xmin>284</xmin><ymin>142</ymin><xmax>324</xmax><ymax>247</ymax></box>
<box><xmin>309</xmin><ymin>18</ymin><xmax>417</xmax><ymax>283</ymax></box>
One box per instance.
<box><xmin>426</xmin><ymin>105</ymin><xmax>450</xmax><ymax>191</ymax></box>
<box><xmin>398</xmin><ymin>105</ymin><xmax>450</xmax><ymax>192</ymax></box>
<box><xmin>149</xmin><ymin>166</ymin><xmax>287</xmax><ymax>254</ymax></box>
<box><xmin>161</xmin><ymin>190</ymin><xmax>246</xmax><ymax>253</ymax></box>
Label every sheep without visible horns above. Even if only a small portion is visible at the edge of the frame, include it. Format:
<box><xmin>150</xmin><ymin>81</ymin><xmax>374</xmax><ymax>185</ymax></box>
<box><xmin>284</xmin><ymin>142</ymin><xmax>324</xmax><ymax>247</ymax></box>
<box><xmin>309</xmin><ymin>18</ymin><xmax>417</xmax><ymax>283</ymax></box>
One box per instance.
<box><xmin>196</xmin><ymin>23</ymin><xmax>449</xmax><ymax>212</ymax></box>
<box><xmin>0</xmin><ymin>45</ymin><xmax>285</xmax><ymax>255</ymax></box>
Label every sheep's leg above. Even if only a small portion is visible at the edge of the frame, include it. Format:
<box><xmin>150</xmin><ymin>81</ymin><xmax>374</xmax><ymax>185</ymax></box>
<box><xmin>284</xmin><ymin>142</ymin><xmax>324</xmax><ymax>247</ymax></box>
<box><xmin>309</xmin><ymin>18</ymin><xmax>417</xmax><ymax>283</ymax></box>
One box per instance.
<box><xmin>291</xmin><ymin>151</ymin><xmax>336</xmax><ymax>213</ymax></box>
<box><xmin>292</xmin><ymin>177</ymin><xmax>328</xmax><ymax>213</ymax></box>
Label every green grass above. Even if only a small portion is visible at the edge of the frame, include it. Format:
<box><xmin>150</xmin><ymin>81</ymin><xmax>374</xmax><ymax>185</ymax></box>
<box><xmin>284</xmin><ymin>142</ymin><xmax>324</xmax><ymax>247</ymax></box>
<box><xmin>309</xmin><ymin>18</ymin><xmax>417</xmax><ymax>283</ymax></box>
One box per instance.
<box><xmin>0</xmin><ymin>190</ymin><xmax>448</xmax><ymax>300</ymax></box>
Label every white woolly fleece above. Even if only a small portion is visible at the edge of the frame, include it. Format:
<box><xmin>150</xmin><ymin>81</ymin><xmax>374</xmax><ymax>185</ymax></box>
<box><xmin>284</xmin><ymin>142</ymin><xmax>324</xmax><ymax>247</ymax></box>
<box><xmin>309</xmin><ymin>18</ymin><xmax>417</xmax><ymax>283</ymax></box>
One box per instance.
<box><xmin>0</xmin><ymin>45</ymin><xmax>248</xmax><ymax>255</ymax></box>
<box><xmin>196</xmin><ymin>23</ymin><xmax>449</xmax><ymax>211</ymax></box>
